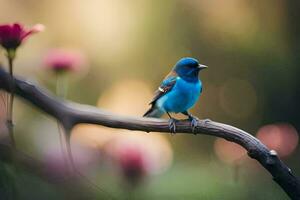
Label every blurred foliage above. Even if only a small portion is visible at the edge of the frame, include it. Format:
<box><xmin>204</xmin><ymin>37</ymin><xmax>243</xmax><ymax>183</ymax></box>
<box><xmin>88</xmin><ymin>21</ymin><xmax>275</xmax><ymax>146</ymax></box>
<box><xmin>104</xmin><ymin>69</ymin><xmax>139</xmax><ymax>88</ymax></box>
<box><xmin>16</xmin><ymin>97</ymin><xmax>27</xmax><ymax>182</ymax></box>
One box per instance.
<box><xmin>0</xmin><ymin>0</ymin><xmax>299</xmax><ymax>199</ymax></box>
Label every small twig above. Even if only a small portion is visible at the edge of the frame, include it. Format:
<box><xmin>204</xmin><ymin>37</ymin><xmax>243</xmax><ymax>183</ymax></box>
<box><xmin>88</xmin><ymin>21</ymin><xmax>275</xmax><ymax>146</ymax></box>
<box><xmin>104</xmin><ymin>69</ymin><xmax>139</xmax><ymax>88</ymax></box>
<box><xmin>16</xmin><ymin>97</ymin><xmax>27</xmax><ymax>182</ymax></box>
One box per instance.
<box><xmin>55</xmin><ymin>73</ymin><xmax>71</xmax><ymax>174</ymax></box>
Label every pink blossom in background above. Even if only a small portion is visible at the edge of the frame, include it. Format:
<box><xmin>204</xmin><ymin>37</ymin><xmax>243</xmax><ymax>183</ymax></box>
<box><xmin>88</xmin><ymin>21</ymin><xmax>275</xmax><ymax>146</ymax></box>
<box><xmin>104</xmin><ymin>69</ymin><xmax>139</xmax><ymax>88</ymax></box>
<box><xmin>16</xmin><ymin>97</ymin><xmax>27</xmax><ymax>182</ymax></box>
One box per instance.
<box><xmin>0</xmin><ymin>23</ymin><xmax>44</xmax><ymax>50</ymax></box>
<box><xmin>118</xmin><ymin>146</ymin><xmax>147</xmax><ymax>184</ymax></box>
<box><xmin>104</xmin><ymin>134</ymin><xmax>173</xmax><ymax>186</ymax></box>
<box><xmin>44</xmin><ymin>49</ymin><xmax>86</xmax><ymax>73</ymax></box>
<box><xmin>106</xmin><ymin>138</ymin><xmax>150</xmax><ymax>185</ymax></box>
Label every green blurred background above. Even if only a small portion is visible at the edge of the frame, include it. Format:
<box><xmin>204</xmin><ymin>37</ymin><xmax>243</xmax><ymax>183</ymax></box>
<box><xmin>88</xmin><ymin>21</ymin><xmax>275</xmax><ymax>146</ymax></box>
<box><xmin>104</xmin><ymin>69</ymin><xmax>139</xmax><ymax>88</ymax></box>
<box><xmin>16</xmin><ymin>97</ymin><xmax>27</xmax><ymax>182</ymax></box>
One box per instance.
<box><xmin>0</xmin><ymin>0</ymin><xmax>300</xmax><ymax>199</ymax></box>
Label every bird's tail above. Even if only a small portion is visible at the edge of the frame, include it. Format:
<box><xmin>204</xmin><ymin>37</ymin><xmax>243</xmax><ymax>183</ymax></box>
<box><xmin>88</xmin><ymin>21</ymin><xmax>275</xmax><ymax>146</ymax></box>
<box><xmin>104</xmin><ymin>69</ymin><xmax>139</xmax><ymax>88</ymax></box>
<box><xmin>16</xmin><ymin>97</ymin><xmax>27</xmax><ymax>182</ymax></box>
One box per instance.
<box><xmin>143</xmin><ymin>106</ymin><xmax>164</xmax><ymax>118</ymax></box>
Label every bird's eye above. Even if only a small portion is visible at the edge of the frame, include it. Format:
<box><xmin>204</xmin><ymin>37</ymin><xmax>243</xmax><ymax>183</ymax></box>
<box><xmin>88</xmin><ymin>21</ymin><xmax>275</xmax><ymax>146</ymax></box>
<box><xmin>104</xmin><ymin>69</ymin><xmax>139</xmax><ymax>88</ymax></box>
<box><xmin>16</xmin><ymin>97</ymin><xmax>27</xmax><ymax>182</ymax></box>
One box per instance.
<box><xmin>188</xmin><ymin>65</ymin><xmax>196</xmax><ymax>70</ymax></box>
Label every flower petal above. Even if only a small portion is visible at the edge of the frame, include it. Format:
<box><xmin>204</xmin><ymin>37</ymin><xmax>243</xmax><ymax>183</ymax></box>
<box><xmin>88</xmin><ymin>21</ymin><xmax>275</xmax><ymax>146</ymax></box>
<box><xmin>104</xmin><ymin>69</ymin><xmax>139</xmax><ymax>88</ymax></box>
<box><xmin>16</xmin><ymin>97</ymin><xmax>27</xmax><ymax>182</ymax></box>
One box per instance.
<box><xmin>21</xmin><ymin>24</ymin><xmax>45</xmax><ymax>41</ymax></box>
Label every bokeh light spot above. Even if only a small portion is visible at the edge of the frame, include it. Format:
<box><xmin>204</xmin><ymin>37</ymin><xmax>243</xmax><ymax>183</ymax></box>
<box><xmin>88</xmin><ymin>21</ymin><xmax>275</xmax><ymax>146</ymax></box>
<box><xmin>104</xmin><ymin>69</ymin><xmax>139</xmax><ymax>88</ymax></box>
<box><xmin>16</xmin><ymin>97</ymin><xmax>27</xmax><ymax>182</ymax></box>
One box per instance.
<box><xmin>256</xmin><ymin>123</ymin><xmax>299</xmax><ymax>157</ymax></box>
<box><xmin>214</xmin><ymin>138</ymin><xmax>247</xmax><ymax>164</ymax></box>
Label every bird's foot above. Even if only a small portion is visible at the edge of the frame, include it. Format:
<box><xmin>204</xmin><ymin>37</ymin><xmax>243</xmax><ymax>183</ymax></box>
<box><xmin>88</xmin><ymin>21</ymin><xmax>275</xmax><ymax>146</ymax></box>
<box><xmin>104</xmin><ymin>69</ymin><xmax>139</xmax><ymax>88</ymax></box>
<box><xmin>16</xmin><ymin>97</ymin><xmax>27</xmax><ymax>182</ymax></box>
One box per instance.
<box><xmin>188</xmin><ymin>117</ymin><xmax>211</xmax><ymax>134</ymax></box>
<box><xmin>188</xmin><ymin>116</ymin><xmax>200</xmax><ymax>134</ymax></box>
<box><xmin>168</xmin><ymin>118</ymin><xmax>178</xmax><ymax>134</ymax></box>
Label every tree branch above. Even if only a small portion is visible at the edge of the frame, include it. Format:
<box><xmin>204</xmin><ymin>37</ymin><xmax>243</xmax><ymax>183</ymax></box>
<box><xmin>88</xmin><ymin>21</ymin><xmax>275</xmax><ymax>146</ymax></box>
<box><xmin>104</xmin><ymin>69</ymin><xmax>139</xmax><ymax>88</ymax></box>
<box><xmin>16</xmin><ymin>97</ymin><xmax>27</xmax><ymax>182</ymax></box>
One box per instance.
<box><xmin>0</xmin><ymin>67</ymin><xmax>299</xmax><ymax>199</ymax></box>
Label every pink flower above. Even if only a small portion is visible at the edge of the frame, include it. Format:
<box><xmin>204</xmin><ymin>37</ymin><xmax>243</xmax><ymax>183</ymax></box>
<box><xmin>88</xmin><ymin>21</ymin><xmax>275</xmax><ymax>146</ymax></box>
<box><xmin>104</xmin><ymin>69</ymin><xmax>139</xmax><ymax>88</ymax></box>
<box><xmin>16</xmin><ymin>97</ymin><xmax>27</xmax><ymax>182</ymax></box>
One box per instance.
<box><xmin>104</xmin><ymin>134</ymin><xmax>173</xmax><ymax>186</ymax></box>
<box><xmin>118</xmin><ymin>146</ymin><xmax>147</xmax><ymax>184</ymax></box>
<box><xmin>0</xmin><ymin>23</ymin><xmax>44</xmax><ymax>51</ymax></box>
<box><xmin>44</xmin><ymin>49</ymin><xmax>86</xmax><ymax>73</ymax></box>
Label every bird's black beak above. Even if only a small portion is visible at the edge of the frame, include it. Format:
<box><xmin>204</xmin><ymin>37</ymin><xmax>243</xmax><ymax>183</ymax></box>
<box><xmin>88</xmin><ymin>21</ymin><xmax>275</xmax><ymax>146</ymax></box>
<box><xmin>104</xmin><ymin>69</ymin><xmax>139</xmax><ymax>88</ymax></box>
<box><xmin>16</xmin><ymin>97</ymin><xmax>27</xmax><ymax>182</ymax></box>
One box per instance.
<box><xmin>198</xmin><ymin>64</ymin><xmax>208</xmax><ymax>70</ymax></box>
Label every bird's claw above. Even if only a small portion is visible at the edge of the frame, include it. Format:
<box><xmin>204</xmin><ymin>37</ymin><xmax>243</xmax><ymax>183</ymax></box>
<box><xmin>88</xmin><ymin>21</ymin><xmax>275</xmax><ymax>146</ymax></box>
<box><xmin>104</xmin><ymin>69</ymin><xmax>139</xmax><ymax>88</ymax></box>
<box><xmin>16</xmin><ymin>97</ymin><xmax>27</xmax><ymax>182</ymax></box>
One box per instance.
<box><xmin>189</xmin><ymin>117</ymin><xmax>211</xmax><ymax>134</ymax></box>
<box><xmin>168</xmin><ymin>118</ymin><xmax>178</xmax><ymax>134</ymax></box>
<box><xmin>189</xmin><ymin>116</ymin><xmax>199</xmax><ymax>134</ymax></box>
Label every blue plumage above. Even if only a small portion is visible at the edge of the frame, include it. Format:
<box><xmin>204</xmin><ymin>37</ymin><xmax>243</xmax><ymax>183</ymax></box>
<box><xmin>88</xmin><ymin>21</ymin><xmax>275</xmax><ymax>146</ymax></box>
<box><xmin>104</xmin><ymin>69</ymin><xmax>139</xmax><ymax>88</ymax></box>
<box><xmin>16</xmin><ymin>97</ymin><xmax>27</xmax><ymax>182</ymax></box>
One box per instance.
<box><xmin>157</xmin><ymin>77</ymin><xmax>201</xmax><ymax>113</ymax></box>
<box><xmin>144</xmin><ymin>57</ymin><xmax>207</xmax><ymax>132</ymax></box>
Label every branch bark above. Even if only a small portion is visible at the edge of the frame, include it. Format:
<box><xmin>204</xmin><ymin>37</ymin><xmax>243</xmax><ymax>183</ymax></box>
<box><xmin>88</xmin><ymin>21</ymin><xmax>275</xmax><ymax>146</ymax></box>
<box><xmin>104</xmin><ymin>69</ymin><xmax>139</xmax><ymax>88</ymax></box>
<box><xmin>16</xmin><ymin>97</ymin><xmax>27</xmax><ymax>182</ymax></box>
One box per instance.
<box><xmin>0</xmin><ymin>67</ymin><xmax>299</xmax><ymax>199</ymax></box>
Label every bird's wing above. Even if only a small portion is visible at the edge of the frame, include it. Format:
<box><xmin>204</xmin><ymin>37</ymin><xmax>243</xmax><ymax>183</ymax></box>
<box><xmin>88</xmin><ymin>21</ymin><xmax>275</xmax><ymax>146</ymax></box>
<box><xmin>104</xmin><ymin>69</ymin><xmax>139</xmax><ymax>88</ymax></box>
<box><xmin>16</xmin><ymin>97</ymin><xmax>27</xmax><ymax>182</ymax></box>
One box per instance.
<box><xmin>149</xmin><ymin>71</ymin><xmax>178</xmax><ymax>105</ymax></box>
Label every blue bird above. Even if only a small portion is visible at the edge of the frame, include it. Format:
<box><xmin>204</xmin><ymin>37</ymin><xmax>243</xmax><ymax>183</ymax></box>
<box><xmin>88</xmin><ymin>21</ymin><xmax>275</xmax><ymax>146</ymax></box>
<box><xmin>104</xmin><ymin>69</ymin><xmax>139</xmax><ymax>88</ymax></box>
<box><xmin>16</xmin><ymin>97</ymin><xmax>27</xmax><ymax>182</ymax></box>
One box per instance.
<box><xmin>143</xmin><ymin>57</ymin><xmax>207</xmax><ymax>132</ymax></box>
